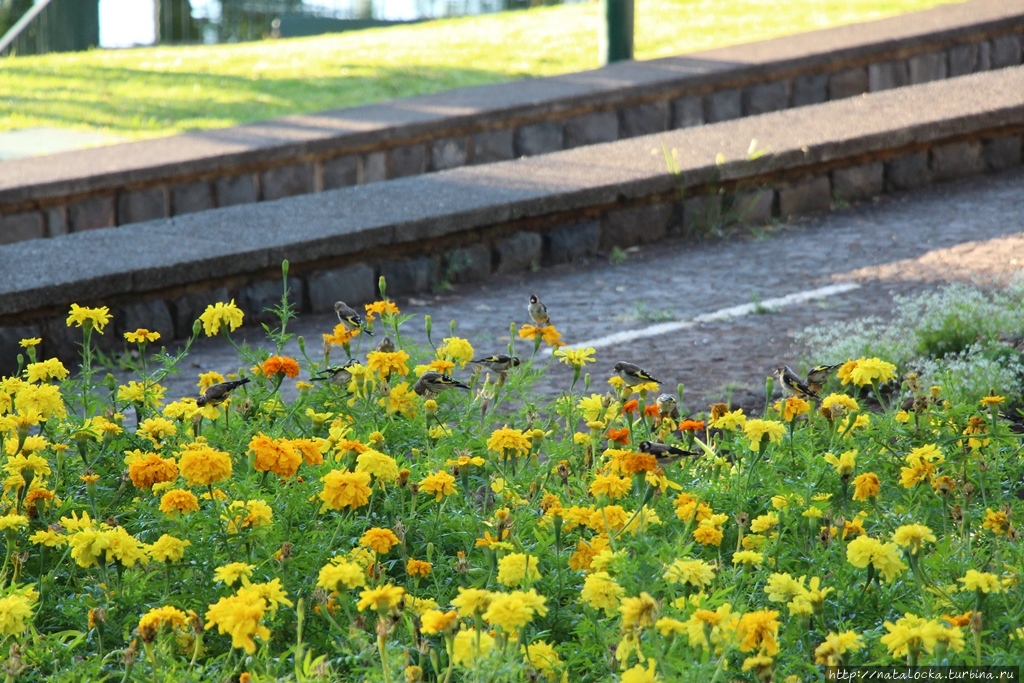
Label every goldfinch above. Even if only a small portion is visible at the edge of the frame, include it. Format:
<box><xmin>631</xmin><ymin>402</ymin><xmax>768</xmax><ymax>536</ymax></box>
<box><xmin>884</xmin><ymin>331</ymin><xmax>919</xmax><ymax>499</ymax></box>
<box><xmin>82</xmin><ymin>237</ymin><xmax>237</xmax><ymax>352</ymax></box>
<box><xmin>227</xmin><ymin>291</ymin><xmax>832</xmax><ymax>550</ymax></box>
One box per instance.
<box><xmin>775</xmin><ymin>364</ymin><xmax>819</xmax><ymax>399</ymax></box>
<box><xmin>413</xmin><ymin>372</ymin><xmax>470</xmax><ymax>396</ymax></box>
<box><xmin>638</xmin><ymin>440</ymin><xmax>699</xmax><ymax>466</ymax></box>
<box><xmin>528</xmin><ymin>295</ymin><xmax>550</xmax><ymax>325</ymax></box>
<box><xmin>375</xmin><ymin>336</ymin><xmax>396</xmax><ymax>353</ymax></box>
<box><xmin>613</xmin><ymin>361</ymin><xmax>661</xmax><ymax>386</ymax></box>
<box><xmin>806</xmin><ymin>363</ymin><xmax>842</xmax><ymax>385</ymax></box>
<box><xmin>312</xmin><ymin>359</ymin><xmax>357</xmax><ymax>386</ymax></box>
<box><xmin>197</xmin><ymin>378</ymin><xmax>250</xmax><ymax>407</ymax></box>
<box><xmin>471</xmin><ymin>355</ymin><xmax>521</xmax><ymax>373</ymax></box>
<box><xmin>655</xmin><ymin>394</ymin><xmax>680</xmax><ymax>420</ymax></box>
<box><xmin>334</xmin><ymin>301</ymin><xmax>373</xmax><ymax>336</ymax></box>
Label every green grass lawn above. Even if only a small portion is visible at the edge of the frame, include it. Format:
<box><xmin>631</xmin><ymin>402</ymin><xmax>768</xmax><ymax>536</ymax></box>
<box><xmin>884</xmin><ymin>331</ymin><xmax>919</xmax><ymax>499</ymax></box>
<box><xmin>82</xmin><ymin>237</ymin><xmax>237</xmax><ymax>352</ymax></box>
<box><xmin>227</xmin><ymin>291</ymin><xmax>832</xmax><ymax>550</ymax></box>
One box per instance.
<box><xmin>0</xmin><ymin>0</ymin><xmax>962</xmax><ymax>140</ymax></box>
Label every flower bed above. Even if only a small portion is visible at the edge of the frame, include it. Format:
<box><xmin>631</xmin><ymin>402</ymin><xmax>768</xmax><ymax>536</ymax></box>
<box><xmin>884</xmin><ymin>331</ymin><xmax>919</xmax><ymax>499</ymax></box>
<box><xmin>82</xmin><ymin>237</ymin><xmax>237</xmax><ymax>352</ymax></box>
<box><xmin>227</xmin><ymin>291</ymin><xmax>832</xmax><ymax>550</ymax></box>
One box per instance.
<box><xmin>0</xmin><ymin>267</ymin><xmax>1021</xmax><ymax>681</ymax></box>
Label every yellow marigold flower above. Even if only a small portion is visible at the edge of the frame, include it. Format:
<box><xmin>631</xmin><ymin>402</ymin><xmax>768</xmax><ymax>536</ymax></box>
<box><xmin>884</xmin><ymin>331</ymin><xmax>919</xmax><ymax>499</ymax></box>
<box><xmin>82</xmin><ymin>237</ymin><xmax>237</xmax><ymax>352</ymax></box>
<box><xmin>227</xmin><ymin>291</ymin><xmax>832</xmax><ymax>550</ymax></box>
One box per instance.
<box><xmin>249</xmin><ymin>434</ymin><xmax>301</xmax><ymax>479</ymax></box>
<box><xmin>618</xmin><ymin>592</ymin><xmax>658</xmax><ymax>629</ymax></box>
<box><xmin>366</xmin><ymin>350</ymin><xmax>410</xmax><ymax>378</ymax></box>
<box><xmin>438</xmin><ymin>337</ymin><xmax>474</xmax><ymax>368</ymax></box>
<box><xmin>355</xmin><ymin>449</ymin><xmax>399</xmax><ymax>484</ymax></box>
<box><xmin>66</xmin><ymin>304</ymin><xmax>111</xmax><ymax>333</ymax></box>
<box><xmin>777</xmin><ymin>396</ymin><xmax>810</xmax><ymax>421</ymax></box>
<box><xmin>589</xmin><ymin>473</ymin><xmax>631</xmax><ymax>500</ymax></box>
<box><xmin>419</xmin><ymin>471</ymin><xmax>457</xmax><ymax>502</ymax></box>
<box><xmin>451</xmin><ymin>587</ymin><xmax>493</xmax><ymax>617</ymax></box>
<box><xmin>837</xmin><ymin>357</ymin><xmax>897</xmax><ymax>386</ymax></box>
<box><xmin>555</xmin><ymin>347</ymin><xmax>596</xmax><ymax>368</ymax></box>
<box><xmin>846</xmin><ymin>536</ymin><xmax>906</xmax><ymax>582</ymax></box>
<box><xmin>852</xmin><ymin>472</ymin><xmax>880</xmax><ymax>501</ymax></box>
<box><xmin>892</xmin><ymin>524</ymin><xmax>936</xmax><ymax>554</ymax></box>
<box><xmin>29</xmin><ymin>529</ymin><xmax>66</xmax><ymax>547</ymax></box>
<box><xmin>958</xmin><ymin>570</ymin><xmax>1002</xmax><ymax>594</ymax></box>
<box><xmin>138</xmin><ymin>605</ymin><xmax>189</xmax><ymax>635</ymax></box>
<box><xmin>18</xmin><ymin>338</ymin><xmax>41</xmax><ymax>348</ymax></box>
<box><xmin>364</xmin><ymin>300</ymin><xmax>400</xmax><ymax>321</ymax></box>
<box><xmin>323</xmin><ymin>323</ymin><xmax>360</xmax><ymax>347</ymax></box>
<box><xmin>147</xmin><ymin>534</ymin><xmax>190</xmax><ymax>563</ymax></box>
<box><xmin>737</xmin><ymin>608</ymin><xmax>780</xmax><ymax>655</ymax></box>
<box><xmin>663</xmin><ymin>558</ymin><xmax>716</xmax><ymax>587</ymax></box>
<box><xmin>765</xmin><ymin>573</ymin><xmax>805</xmax><ymax>603</ymax></box>
<box><xmin>580</xmin><ymin>571</ymin><xmax>624</xmax><ymax>616</ymax></box>
<box><xmin>242</xmin><ymin>579</ymin><xmax>292</xmax><ymax>611</ymax></box>
<box><xmin>117</xmin><ymin>381</ymin><xmax>167</xmax><ymax>408</ymax></box>
<box><xmin>177</xmin><ymin>444</ymin><xmax>232</xmax><ymax>486</ymax></box>
<box><xmin>672</xmin><ymin>492</ymin><xmax>712</xmax><ymax>523</ymax></box>
<box><xmin>497</xmin><ymin>553</ymin><xmax>540</xmax><ymax>587</ymax></box>
<box><xmin>196</xmin><ymin>371</ymin><xmax>225</xmax><ymax>391</ymax></box>
<box><xmin>126</xmin><ymin>452</ymin><xmax>178</xmax><ymax>490</ymax></box>
<box><xmin>655</xmin><ymin>616</ymin><xmax>687</xmax><ymax>636</ymax></box>
<box><xmin>452</xmin><ymin>628</ymin><xmax>495</xmax><ymax>667</ymax></box>
<box><xmin>360</xmin><ymin>527</ymin><xmax>400</xmax><ymax>555</ymax></box>
<box><xmin>406</xmin><ymin>558</ymin><xmax>432</xmax><ymax>578</ymax></box>
<box><xmin>894</xmin><ymin>410</ymin><xmax>911</xmax><ymax>423</ymax></box>
<box><xmin>214</xmin><ymin>562</ymin><xmax>254</xmax><ymax>585</ymax></box>
<box><xmin>880</xmin><ymin>613</ymin><xmax>943</xmax><ymax>659</ymax></box>
<box><xmin>483</xmin><ymin>590</ymin><xmax>547</xmax><ymax>632</ymax></box>
<box><xmin>620</xmin><ymin>661</ymin><xmax>660</xmax><ymax>683</ymax></box>
<box><xmin>204</xmin><ymin>589</ymin><xmax>270</xmax><ymax>654</ymax></box>
<box><xmin>289</xmin><ymin>438</ymin><xmax>325</xmax><ymax>467</ymax></box>
<box><xmin>357</xmin><ymin>584</ymin><xmax>404</xmax><ymax>612</ymax></box>
<box><xmin>980</xmin><ymin>395</ymin><xmax>1005</xmax><ymax>407</ymax></box>
<box><xmin>823</xmin><ymin>450</ymin><xmax>856</xmax><ymax>477</ymax></box>
<box><xmin>693</xmin><ymin>519</ymin><xmax>724</xmax><ymax>547</ymax></box>
<box><xmin>750</xmin><ymin>512</ymin><xmax>779</xmax><ymax>534</ymax></box>
<box><xmin>814</xmin><ymin>630</ymin><xmax>865</xmax><ymax>666</ymax></box>
<box><xmin>487</xmin><ymin>426</ymin><xmax>531</xmax><ymax>459</ymax></box>
<box><xmin>24</xmin><ymin>358</ymin><xmax>69</xmax><ymax>383</ymax></box>
<box><xmin>820</xmin><ymin>393</ymin><xmax>859</xmax><ymax>418</ymax></box>
<box><xmin>4</xmin><ymin>453</ymin><xmax>51</xmax><ymax>479</ymax></box>
<box><xmin>136</xmin><ymin>416</ymin><xmax>177</xmax><ymax>446</ymax></box>
<box><xmin>712</xmin><ymin>408</ymin><xmax>746</xmax><ymax>430</ymax></box>
<box><xmin>198</xmin><ymin>300</ymin><xmax>244</xmax><ymax>337</ymax></box>
<box><xmin>224</xmin><ymin>500</ymin><xmax>273</xmax><ymax>533</ymax></box>
<box><xmin>742</xmin><ymin>419</ymin><xmax>785</xmax><ymax>451</ymax></box>
<box><xmin>421</xmin><ymin>609</ymin><xmax>459</xmax><ymax>635</ymax></box>
<box><xmin>522</xmin><ymin>640</ymin><xmax>561</xmax><ymax>677</ymax></box>
<box><xmin>732</xmin><ymin>551</ymin><xmax>763</xmax><ymax>566</ymax></box>
<box><xmin>316</xmin><ymin>557</ymin><xmax>366</xmax><ymax>591</ymax></box>
<box><xmin>159</xmin><ymin>488</ymin><xmax>199</xmax><ymax>516</ymax></box>
<box><xmin>0</xmin><ymin>514</ymin><xmax>28</xmax><ymax>531</ymax></box>
<box><xmin>0</xmin><ymin>586</ymin><xmax>37</xmax><ymax>637</ymax></box>
<box><xmin>319</xmin><ymin>469</ymin><xmax>372</xmax><ymax>511</ymax></box>
<box><xmin>378</xmin><ymin>381</ymin><xmax>419</xmax><ymax>418</ymax></box>
<box><xmin>124</xmin><ymin>328</ymin><xmax>161</xmax><ymax>344</ymax></box>
<box><xmin>982</xmin><ymin>508</ymin><xmax>1009</xmax><ymax>535</ymax></box>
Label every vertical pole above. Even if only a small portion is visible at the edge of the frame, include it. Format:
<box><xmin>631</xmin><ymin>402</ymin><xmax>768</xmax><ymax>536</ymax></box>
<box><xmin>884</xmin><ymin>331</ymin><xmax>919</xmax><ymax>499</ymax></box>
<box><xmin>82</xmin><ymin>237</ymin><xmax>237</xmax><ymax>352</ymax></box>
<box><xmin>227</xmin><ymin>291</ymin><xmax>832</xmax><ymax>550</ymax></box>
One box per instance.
<box><xmin>600</xmin><ymin>0</ymin><xmax>633</xmax><ymax>64</ymax></box>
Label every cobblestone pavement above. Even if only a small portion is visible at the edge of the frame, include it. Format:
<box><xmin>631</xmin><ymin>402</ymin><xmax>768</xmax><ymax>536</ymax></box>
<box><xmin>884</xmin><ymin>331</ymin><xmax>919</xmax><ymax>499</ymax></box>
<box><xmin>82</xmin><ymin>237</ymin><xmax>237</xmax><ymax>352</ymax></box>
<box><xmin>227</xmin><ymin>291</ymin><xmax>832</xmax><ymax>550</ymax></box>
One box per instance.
<box><xmin>131</xmin><ymin>167</ymin><xmax>1024</xmax><ymax>415</ymax></box>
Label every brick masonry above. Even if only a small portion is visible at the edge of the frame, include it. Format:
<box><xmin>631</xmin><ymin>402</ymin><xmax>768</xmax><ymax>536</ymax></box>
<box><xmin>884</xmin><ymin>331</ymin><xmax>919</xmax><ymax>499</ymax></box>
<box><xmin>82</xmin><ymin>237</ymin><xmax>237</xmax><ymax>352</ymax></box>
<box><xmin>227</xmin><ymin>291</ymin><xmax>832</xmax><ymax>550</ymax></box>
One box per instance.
<box><xmin>3</xmin><ymin>4</ymin><xmax>1021</xmax><ymax>238</ymax></box>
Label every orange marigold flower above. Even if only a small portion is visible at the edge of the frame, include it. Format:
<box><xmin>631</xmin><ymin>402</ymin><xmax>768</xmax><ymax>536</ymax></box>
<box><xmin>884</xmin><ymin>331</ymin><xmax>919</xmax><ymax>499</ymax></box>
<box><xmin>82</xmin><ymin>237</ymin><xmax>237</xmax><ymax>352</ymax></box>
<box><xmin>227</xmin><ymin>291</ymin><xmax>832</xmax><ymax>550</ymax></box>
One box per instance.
<box><xmin>249</xmin><ymin>433</ymin><xmax>302</xmax><ymax>478</ymax></box>
<box><xmin>262</xmin><ymin>356</ymin><xmax>300</xmax><ymax>378</ymax></box>
<box><xmin>622</xmin><ymin>400</ymin><xmax>639</xmax><ymax>414</ymax></box>
<box><xmin>159</xmin><ymin>489</ymin><xmax>200</xmax><ymax>516</ymax></box>
<box><xmin>678</xmin><ymin>420</ymin><xmax>705</xmax><ymax>432</ymax></box>
<box><xmin>319</xmin><ymin>469</ymin><xmax>372</xmax><ymax>511</ymax></box>
<box><xmin>178</xmin><ymin>444</ymin><xmax>232</xmax><ymax>487</ymax></box>
<box><xmin>360</xmin><ymin>527</ymin><xmax>400</xmax><ymax>554</ymax></box>
<box><xmin>605</xmin><ymin>428</ymin><xmax>630</xmax><ymax>446</ymax></box>
<box><xmin>289</xmin><ymin>438</ymin><xmax>325</xmax><ymax>467</ymax></box>
<box><xmin>126</xmin><ymin>452</ymin><xmax>178</xmax><ymax>490</ymax></box>
<box><xmin>643</xmin><ymin>404</ymin><xmax>661</xmax><ymax>417</ymax></box>
<box><xmin>407</xmin><ymin>559</ymin><xmax>432</xmax><ymax>578</ymax></box>
<box><xmin>621</xmin><ymin>453</ymin><xmax>657</xmax><ymax>475</ymax></box>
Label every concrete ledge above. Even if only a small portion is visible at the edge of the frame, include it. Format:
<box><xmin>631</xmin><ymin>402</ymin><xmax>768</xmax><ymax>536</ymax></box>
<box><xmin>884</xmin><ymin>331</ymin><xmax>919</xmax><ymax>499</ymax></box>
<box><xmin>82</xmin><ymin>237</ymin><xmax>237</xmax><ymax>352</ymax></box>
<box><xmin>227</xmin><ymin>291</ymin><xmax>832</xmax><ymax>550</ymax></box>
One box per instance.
<box><xmin>0</xmin><ymin>67</ymin><xmax>1022</xmax><ymax>367</ymax></box>
<box><xmin>0</xmin><ymin>0</ymin><xmax>1021</xmax><ymax>239</ymax></box>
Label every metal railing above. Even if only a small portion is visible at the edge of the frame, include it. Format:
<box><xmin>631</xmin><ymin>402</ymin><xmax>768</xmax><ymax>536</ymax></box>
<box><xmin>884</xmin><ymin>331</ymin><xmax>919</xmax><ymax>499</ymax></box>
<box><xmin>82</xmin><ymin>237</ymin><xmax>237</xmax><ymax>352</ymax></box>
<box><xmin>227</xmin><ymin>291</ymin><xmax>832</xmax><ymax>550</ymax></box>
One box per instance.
<box><xmin>0</xmin><ymin>0</ymin><xmax>56</xmax><ymax>57</ymax></box>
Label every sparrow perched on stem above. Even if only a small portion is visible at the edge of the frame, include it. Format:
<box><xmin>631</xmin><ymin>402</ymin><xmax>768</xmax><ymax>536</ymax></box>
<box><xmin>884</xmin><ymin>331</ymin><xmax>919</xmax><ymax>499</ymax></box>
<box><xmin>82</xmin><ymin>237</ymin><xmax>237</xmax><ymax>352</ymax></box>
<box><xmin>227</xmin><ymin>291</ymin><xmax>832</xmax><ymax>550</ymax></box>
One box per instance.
<box><xmin>334</xmin><ymin>301</ymin><xmax>373</xmax><ymax>336</ymax></box>
<box><xmin>638</xmin><ymin>440</ymin><xmax>699</xmax><ymax>466</ymax></box>
<box><xmin>528</xmin><ymin>295</ymin><xmax>550</xmax><ymax>326</ymax></box>
<box><xmin>197</xmin><ymin>378</ymin><xmax>250</xmax><ymax>407</ymax></box>
<box><xmin>312</xmin><ymin>359</ymin><xmax>357</xmax><ymax>386</ymax></box>
<box><xmin>413</xmin><ymin>372</ymin><xmax>470</xmax><ymax>396</ymax></box>
<box><xmin>470</xmin><ymin>355</ymin><xmax>521</xmax><ymax>373</ymax></box>
<box><xmin>613</xmin><ymin>362</ymin><xmax>661</xmax><ymax>386</ymax></box>
<box><xmin>775</xmin><ymin>365</ymin><xmax>819</xmax><ymax>399</ymax></box>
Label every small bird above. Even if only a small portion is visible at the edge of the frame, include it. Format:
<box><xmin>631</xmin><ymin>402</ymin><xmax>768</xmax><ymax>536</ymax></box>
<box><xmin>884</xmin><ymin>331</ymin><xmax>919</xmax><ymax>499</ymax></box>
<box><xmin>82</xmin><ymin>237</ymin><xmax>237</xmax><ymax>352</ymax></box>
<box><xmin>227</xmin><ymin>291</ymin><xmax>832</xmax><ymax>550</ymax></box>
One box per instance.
<box><xmin>334</xmin><ymin>301</ymin><xmax>373</xmax><ymax>336</ymax></box>
<box><xmin>614</xmin><ymin>361</ymin><xmax>661</xmax><ymax>386</ymax></box>
<box><xmin>312</xmin><ymin>359</ymin><xmax>357</xmax><ymax>386</ymax></box>
<box><xmin>413</xmin><ymin>372</ymin><xmax>471</xmax><ymax>396</ymax></box>
<box><xmin>805</xmin><ymin>363</ymin><xmax>842</xmax><ymax>385</ymax></box>
<box><xmin>528</xmin><ymin>295</ymin><xmax>550</xmax><ymax>326</ymax></box>
<box><xmin>638</xmin><ymin>440</ymin><xmax>699</xmax><ymax>466</ymax></box>
<box><xmin>655</xmin><ymin>394</ymin><xmax>680</xmax><ymax>420</ymax></box>
<box><xmin>775</xmin><ymin>365</ymin><xmax>819</xmax><ymax>399</ymax></box>
<box><xmin>374</xmin><ymin>336</ymin><xmax>395</xmax><ymax>353</ymax></box>
<box><xmin>197</xmin><ymin>378</ymin><xmax>250</xmax><ymax>407</ymax></box>
<box><xmin>471</xmin><ymin>355</ymin><xmax>521</xmax><ymax>373</ymax></box>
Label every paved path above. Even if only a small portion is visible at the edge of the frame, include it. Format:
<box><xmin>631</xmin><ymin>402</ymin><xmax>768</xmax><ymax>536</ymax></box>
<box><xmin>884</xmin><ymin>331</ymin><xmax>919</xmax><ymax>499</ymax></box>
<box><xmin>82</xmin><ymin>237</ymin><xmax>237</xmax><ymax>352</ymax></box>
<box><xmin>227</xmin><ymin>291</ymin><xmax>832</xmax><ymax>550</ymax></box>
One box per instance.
<box><xmin>127</xmin><ymin>168</ymin><xmax>1024</xmax><ymax>414</ymax></box>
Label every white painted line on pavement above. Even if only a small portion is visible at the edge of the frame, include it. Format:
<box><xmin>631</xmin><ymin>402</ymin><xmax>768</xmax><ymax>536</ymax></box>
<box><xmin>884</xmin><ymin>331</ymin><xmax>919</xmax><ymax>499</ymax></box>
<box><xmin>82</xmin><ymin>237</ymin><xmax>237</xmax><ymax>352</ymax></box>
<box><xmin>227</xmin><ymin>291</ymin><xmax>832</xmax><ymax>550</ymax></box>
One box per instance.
<box><xmin>551</xmin><ymin>282</ymin><xmax>861</xmax><ymax>353</ymax></box>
